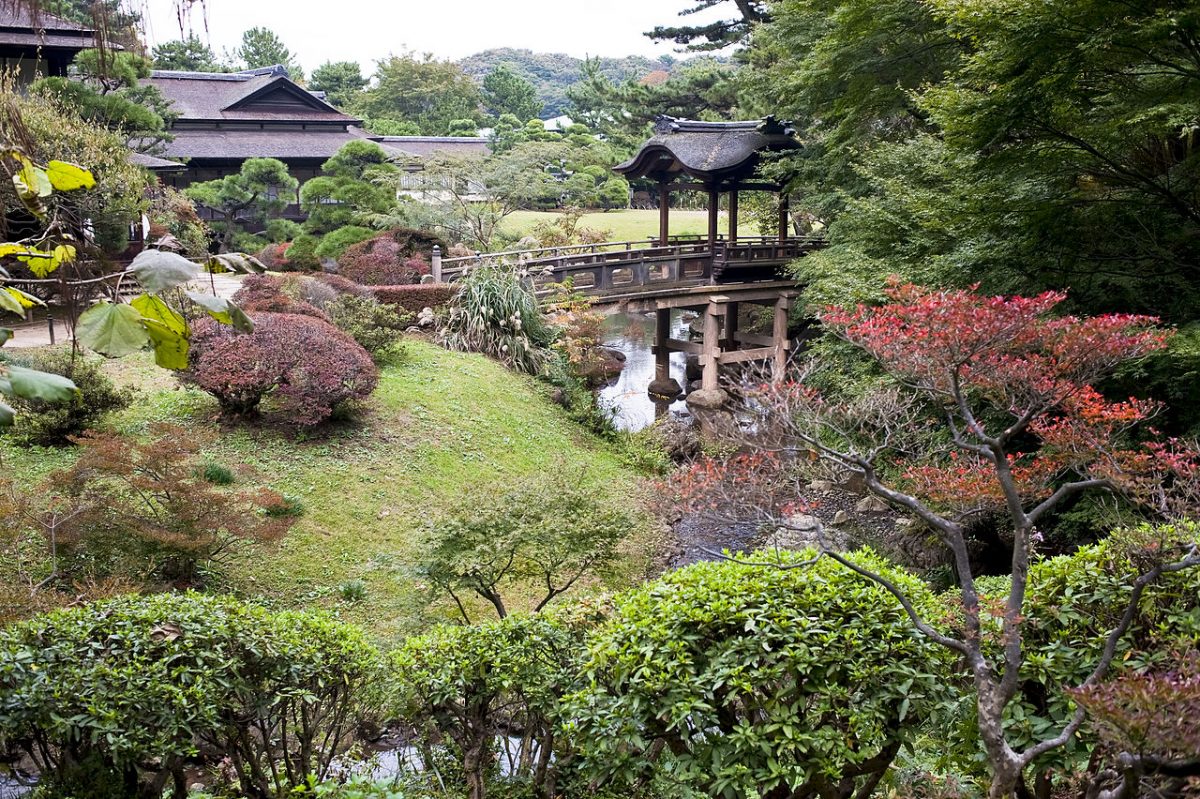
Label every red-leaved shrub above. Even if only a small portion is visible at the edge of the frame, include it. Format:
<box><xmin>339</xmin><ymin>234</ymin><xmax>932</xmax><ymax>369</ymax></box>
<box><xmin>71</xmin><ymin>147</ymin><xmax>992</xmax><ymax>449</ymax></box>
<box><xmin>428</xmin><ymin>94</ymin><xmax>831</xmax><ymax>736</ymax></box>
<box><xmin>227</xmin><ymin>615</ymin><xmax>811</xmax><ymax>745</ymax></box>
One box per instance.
<box><xmin>337</xmin><ymin>228</ymin><xmax>445</xmax><ymax>285</ymax></box>
<box><xmin>256</xmin><ymin>242</ymin><xmax>292</xmax><ymax>271</ymax></box>
<box><xmin>185</xmin><ymin>312</ymin><xmax>378</xmax><ymax>426</ymax></box>
<box><xmin>232</xmin><ymin>275</ymin><xmax>329</xmax><ymax>321</ymax></box>
<box><xmin>372</xmin><ymin>284</ymin><xmax>456</xmax><ymax>314</ymax></box>
<box><xmin>312</xmin><ymin>273</ymin><xmax>372</xmax><ymax>298</ymax></box>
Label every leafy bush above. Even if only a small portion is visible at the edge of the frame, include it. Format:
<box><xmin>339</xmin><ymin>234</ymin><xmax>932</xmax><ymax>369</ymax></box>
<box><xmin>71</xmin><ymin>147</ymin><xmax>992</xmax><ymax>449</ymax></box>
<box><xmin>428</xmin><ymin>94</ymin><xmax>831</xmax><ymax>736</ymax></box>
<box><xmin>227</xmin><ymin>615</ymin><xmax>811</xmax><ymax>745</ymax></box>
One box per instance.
<box><xmin>0</xmin><ymin>593</ymin><xmax>384</xmax><ymax>798</ymax></box>
<box><xmin>232</xmin><ymin>273</ymin><xmax>330</xmax><ymax>320</ymax></box>
<box><xmin>440</xmin><ymin>263</ymin><xmax>557</xmax><ymax>375</ymax></box>
<box><xmin>957</xmin><ymin>525</ymin><xmax>1200</xmax><ymax>781</ymax></box>
<box><xmin>566</xmin><ymin>549</ymin><xmax>950</xmax><ymax>799</ymax></box>
<box><xmin>3</xmin><ymin>349</ymin><xmax>133</xmax><ymax>446</ymax></box>
<box><xmin>47</xmin><ymin>425</ymin><xmax>292</xmax><ymax>584</ymax></box>
<box><xmin>286</xmin><ymin>233</ymin><xmax>321</xmax><ymax>270</ymax></box>
<box><xmin>316</xmin><ymin>225</ymin><xmax>376</xmax><ymax>261</ymax></box>
<box><xmin>186</xmin><ymin>312</ymin><xmax>379</xmax><ymax>427</ymax></box>
<box><xmin>393</xmin><ymin>612</ymin><xmax>597</xmax><ymax>799</ymax></box>
<box><xmin>232</xmin><ymin>230</ymin><xmax>269</xmax><ymax>254</ymax></box>
<box><xmin>326</xmin><ymin>293</ymin><xmax>412</xmax><ymax>362</ymax></box>
<box><xmin>314</xmin><ymin>272</ymin><xmax>373</xmax><ymax>298</ymax></box>
<box><xmin>372</xmin><ymin>283</ymin><xmax>455</xmax><ymax>314</ymax></box>
<box><xmin>337</xmin><ymin>227</ymin><xmax>444</xmax><ymax>285</ymax></box>
<box><xmin>256</xmin><ymin>240</ymin><xmax>293</xmax><ymax>270</ymax></box>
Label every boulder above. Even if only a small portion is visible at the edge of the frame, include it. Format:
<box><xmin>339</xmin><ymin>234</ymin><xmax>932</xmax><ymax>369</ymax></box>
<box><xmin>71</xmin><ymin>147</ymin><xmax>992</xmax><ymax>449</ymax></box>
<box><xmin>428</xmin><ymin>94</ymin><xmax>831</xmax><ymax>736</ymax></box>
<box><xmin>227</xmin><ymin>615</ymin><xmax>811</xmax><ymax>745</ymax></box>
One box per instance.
<box><xmin>416</xmin><ymin>307</ymin><xmax>436</xmax><ymax>327</ymax></box>
<box><xmin>855</xmin><ymin>495</ymin><xmax>891</xmax><ymax>513</ymax></box>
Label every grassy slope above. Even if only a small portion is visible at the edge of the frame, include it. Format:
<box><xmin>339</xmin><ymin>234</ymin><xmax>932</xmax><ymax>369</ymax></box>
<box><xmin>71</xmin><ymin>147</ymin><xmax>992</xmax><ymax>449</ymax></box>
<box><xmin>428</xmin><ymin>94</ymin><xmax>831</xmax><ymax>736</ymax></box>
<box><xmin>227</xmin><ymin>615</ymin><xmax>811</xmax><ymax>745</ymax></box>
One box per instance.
<box><xmin>1</xmin><ymin>341</ymin><xmax>656</xmax><ymax>641</ymax></box>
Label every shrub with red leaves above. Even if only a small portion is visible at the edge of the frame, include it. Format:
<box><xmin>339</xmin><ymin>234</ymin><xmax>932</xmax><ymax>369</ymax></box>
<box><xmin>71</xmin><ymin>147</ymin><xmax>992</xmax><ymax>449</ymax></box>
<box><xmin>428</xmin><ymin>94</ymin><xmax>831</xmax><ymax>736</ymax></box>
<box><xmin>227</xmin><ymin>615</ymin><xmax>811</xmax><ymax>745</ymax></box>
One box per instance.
<box><xmin>232</xmin><ymin>274</ymin><xmax>329</xmax><ymax>321</ymax></box>
<box><xmin>312</xmin><ymin>273</ymin><xmax>371</xmax><ymax>298</ymax></box>
<box><xmin>336</xmin><ymin>227</ymin><xmax>444</xmax><ymax>285</ymax></box>
<box><xmin>256</xmin><ymin>242</ymin><xmax>292</xmax><ymax>271</ymax></box>
<box><xmin>186</xmin><ymin>312</ymin><xmax>378</xmax><ymax>426</ymax></box>
<box><xmin>372</xmin><ymin>284</ymin><xmax>455</xmax><ymax>314</ymax></box>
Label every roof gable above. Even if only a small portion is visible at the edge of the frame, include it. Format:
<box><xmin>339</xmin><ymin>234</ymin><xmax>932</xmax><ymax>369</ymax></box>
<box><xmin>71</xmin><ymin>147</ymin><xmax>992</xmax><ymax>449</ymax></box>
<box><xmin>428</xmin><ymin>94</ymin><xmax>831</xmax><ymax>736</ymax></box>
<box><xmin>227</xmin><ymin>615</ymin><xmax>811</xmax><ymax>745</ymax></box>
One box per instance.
<box><xmin>226</xmin><ymin>79</ymin><xmax>341</xmax><ymax>115</ymax></box>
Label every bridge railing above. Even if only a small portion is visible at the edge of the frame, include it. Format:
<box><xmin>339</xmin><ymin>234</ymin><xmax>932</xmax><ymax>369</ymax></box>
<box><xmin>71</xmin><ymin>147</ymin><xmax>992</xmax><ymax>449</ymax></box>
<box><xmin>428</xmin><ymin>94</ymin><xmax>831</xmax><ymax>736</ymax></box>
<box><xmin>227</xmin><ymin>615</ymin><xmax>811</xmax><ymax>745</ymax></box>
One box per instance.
<box><xmin>437</xmin><ymin>236</ymin><xmax>826</xmax><ymax>297</ymax></box>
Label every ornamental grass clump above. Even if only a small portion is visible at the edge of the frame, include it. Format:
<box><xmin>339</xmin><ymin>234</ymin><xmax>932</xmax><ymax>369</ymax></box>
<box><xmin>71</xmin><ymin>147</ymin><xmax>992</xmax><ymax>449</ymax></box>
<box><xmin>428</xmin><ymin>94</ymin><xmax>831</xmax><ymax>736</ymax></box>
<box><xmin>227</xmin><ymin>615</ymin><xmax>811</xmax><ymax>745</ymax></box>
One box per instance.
<box><xmin>440</xmin><ymin>262</ymin><xmax>557</xmax><ymax>375</ymax></box>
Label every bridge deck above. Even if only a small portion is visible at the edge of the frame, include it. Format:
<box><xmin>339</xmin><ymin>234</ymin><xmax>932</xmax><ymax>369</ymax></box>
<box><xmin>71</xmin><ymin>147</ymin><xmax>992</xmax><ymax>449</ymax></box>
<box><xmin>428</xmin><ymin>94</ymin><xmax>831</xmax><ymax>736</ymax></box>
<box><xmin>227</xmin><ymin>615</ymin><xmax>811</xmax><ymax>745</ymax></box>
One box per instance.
<box><xmin>439</xmin><ymin>236</ymin><xmax>825</xmax><ymax>301</ymax></box>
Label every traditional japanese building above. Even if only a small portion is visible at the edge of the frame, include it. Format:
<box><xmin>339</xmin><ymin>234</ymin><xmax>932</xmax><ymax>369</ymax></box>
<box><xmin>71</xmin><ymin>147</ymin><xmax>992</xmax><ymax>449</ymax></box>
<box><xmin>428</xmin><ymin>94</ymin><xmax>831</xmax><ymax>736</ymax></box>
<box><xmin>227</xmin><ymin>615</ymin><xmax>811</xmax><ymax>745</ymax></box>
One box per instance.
<box><xmin>0</xmin><ymin>7</ymin><xmax>97</xmax><ymax>85</ymax></box>
<box><xmin>146</xmin><ymin>65</ymin><xmax>368</xmax><ymax>200</ymax></box>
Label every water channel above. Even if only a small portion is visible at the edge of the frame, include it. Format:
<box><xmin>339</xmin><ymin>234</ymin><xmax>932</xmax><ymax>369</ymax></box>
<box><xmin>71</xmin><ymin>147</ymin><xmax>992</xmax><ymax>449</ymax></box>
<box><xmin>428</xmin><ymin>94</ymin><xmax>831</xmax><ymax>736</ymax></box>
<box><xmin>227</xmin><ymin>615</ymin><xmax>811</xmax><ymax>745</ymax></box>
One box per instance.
<box><xmin>595</xmin><ymin>310</ymin><xmax>692</xmax><ymax>431</ymax></box>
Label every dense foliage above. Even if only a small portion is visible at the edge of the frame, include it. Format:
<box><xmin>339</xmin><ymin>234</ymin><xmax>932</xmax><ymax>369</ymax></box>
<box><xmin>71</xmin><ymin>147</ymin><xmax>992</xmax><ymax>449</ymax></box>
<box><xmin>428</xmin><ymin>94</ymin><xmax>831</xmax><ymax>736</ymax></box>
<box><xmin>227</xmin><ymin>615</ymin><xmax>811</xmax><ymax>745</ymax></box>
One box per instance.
<box><xmin>0</xmin><ymin>593</ymin><xmax>382</xmax><ymax>798</ymax></box>
<box><xmin>336</xmin><ymin>227</ymin><xmax>442</xmax><ymax>285</ymax></box>
<box><xmin>416</xmin><ymin>477</ymin><xmax>632</xmax><ymax>622</ymax></box>
<box><xmin>440</xmin><ymin>262</ymin><xmax>557</xmax><ymax>375</ymax></box>
<box><xmin>568</xmin><ymin>549</ymin><xmax>949</xmax><ymax>799</ymax></box>
<box><xmin>2</xmin><ymin>349</ymin><xmax>132</xmax><ymax>446</ymax></box>
<box><xmin>186</xmin><ymin>312</ymin><xmax>378</xmax><ymax>426</ymax></box>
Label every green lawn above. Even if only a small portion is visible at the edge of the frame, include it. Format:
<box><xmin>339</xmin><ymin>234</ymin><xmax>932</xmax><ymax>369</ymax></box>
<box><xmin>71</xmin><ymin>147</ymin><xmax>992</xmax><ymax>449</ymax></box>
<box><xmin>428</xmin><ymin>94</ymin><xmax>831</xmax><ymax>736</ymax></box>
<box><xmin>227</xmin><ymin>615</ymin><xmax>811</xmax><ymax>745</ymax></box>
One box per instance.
<box><xmin>1</xmin><ymin>341</ymin><xmax>659</xmax><ymax>641</ymax></box>
<box><xmin>503</xmin><ymin>208</ymin><xmax>748</xmax><ymax>243</ymax></box>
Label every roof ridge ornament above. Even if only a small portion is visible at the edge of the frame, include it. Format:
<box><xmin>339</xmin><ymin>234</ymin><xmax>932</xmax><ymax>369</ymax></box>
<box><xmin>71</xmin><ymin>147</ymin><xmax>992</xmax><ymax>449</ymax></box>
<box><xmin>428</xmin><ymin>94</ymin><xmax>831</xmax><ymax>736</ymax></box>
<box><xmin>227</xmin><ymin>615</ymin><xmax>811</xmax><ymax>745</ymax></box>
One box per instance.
<box><xmin>757</xmin><ymin>115</ymin><xmax>797</xmax><ymax>137</ymax></box>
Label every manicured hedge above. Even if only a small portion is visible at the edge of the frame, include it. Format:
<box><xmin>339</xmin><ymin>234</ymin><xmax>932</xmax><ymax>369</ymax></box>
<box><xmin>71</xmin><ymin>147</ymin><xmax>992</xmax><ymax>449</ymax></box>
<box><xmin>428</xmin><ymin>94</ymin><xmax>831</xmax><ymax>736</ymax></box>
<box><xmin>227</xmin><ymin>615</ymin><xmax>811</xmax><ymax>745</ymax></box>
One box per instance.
<box><xmin>372</xmin><ymin>283</ymin><xmax>456</xmax><ymax>314</ymax></box>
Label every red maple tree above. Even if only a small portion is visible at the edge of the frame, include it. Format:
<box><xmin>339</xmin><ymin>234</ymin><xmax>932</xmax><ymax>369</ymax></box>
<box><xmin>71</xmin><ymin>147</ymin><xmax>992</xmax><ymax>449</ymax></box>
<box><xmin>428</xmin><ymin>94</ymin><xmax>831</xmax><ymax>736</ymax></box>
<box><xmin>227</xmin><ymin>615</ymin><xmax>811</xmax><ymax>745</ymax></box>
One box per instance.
<box><xmin>671</xmin><ymin>281</ymin><xmax>1200</xmax><ymax>797</ymax></box>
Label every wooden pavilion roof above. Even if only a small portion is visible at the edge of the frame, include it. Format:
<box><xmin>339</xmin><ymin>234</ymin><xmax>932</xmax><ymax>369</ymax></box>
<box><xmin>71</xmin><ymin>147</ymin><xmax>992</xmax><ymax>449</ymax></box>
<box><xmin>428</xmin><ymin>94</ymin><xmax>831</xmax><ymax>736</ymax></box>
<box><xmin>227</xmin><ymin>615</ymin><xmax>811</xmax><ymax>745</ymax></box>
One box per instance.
<box><xmin>614</xmin><ymin>116</ymin><xmax>800</xmax><ymax>186</ymax></box>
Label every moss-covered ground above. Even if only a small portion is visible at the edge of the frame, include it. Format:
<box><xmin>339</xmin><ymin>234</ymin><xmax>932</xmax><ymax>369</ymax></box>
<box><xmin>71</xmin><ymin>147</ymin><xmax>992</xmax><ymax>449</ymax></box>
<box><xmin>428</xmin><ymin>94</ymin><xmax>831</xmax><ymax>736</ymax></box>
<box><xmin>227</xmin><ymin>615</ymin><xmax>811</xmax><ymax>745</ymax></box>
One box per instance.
<box><xmin>1</xmin><ymin>340</ymin><xmax>660</xmax><ymax>641</ymax></box>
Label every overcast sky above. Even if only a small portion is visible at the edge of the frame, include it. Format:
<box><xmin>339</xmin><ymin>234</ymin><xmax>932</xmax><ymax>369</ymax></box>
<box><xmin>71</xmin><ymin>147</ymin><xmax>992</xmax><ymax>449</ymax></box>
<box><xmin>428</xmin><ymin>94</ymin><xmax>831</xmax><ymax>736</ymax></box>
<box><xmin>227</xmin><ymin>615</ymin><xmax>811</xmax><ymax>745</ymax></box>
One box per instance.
<box><xmin>140</xmin><ymin>0</ymin><xmax>729</xmax><ymax>72</ymax></box>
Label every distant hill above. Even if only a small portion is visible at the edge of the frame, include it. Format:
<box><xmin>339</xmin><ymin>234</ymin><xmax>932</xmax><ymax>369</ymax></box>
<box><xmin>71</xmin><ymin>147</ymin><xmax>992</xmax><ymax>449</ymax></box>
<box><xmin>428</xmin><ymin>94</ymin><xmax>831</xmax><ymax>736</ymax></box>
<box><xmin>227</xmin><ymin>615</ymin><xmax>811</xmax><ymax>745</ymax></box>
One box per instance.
<box><xmin>458</xmin><ymin>48</ymin><xmax>730</xmax><ymax>119</ymax></box>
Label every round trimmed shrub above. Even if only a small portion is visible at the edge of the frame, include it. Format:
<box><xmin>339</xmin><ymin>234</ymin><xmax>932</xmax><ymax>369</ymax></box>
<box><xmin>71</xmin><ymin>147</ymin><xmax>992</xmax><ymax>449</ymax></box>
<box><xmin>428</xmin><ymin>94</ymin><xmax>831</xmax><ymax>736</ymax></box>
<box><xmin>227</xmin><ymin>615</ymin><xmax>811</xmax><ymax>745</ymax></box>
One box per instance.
<box><xmin>285</xmin><ymin>233</ymin><xmax>320</xmax><ymax>270</ymax></box>
<box><xmin>325</xmin><ymin>293</ymin><xmax>411</xmax><ymax>361</ymax></box>
<box><xmin>185</xmin><ymin>312</ymin><xmax>378</xmax><ymax>426</ymax></box>
<box><xmin>566</xmin><ymin>549</ymin><xmax>950</xmax><ymax>799</ymax></box>
<box><xmin>337</xmin><ymin>227</ymin><xmax>444</xmax><ymax>285</ymax></box>
<box><xmin>4</xmin><ymin>349</ymin><xmax>134</xmax><ymax>446</ymax></box>
<box><xmin>256</xmin><ymin>240</ymin><xmax>293</xmax><ymax>270</ymax></box>
<box><xmin>232</xmin><ymin>273</ymin><xmax>330</xmax><ymax>320</ymax></box>
<box><xmin>0</xmin><ymin>593</ymin><xmax>383</xmax><ymax>798</ymax></box>
<box><xmin>315</xmin><ymin>225</ymin><xmax>375</xmax><ymax>261</ymax></box>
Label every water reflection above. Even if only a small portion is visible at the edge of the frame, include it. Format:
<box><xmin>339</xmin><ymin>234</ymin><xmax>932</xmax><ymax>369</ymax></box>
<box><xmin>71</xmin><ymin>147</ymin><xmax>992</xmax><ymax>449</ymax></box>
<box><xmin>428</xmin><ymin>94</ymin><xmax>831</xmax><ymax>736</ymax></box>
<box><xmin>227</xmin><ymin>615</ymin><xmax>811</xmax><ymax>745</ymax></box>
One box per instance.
<box><xmin>597</xmin><ymin>311</ymin><xmax>691</xmax><ymax>431</ymax></box>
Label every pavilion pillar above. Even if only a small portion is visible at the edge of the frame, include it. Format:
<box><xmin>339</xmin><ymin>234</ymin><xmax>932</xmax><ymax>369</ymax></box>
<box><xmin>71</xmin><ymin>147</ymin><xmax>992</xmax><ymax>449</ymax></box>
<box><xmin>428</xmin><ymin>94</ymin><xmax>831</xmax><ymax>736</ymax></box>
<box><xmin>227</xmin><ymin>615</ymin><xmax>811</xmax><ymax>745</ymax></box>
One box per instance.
<box><xmin>772</xmin><ymin>293</ymin><xmax>793</xmax><ymax>382</ymax></box>
<box><xmin>778</xmin><ymin>194</ymin><xmax>790</xmax><ymax>242</ymax></box>
<box><xmin>687</xmin><ymin>298</ymin><xmax>729</xmax><ymax>410</ymax></box>
<box><xmin>728</xmin><ymin>189</ymin><xmax>738</xmax><ymax>243</ymax></box>
<box><xmin>707</xmin><ymin>186</ymin><xmax>720</xmax><ymax>247</ymax></box>
<box><xmin>658</xmin><ymin>183</ymin><xmax>670</xmax><ymax>246</ymax></box>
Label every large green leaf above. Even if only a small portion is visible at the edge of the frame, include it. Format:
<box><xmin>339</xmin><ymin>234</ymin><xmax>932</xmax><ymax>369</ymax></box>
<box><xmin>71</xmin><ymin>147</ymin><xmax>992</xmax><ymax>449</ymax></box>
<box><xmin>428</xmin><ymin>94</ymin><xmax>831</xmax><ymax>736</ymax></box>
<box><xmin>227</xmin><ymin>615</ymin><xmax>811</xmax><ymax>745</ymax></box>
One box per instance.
<box><xmin>229</xmin><ymin>301</ymin><xmax>254</xmax><ymax>332</ymax></box>
<box><xmin>46</xmin><ymin>160</ymin><xmax>96</xmax><ymax>192</ymax></box>
<box><xmin>131</xmin><ymin>293</ymin><xmax>187</xmax><ymax>336</ymax></box>
<box><xmin>0</xmin><ymin>289</ymin><xmax>23</xmax><ymax>316</ymax></box>
<box><xmin>7</xmin><ymin>364</ymin><xmax>77</xmax><ymax>403</ymax></box>
<box><xmin>186</xmin><ymin>291</ymin><xmax>235</xmax><ymax>324</ymax></box>
<box><xmin>77</xmin><ymin>301</ymin><xmax>150</xmax><ymax>357</ymax></box>
<box><xmin>130</xmin><ymin>249</ymin><xmax>201</xmax><ymax>293</ymax></box>
<box><xmin>0</xmin><ymin>329</ymin><xmax>11</xmax><ymax>346</ymax></box>
<box><xmin>142</xmin><ymin>318</ymin><xmax>190</xmax><ymax>370</ymax></box>
<box><xmin>206</xmin><ymin>252</ymin><xmax>266</xmax><ymax>274</ymax></box>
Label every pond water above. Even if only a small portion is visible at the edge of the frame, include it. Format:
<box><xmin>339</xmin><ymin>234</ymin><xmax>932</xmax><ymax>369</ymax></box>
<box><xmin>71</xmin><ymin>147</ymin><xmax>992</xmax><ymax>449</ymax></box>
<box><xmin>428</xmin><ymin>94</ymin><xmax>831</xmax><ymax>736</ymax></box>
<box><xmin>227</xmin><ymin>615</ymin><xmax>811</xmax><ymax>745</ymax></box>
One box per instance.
<box><xmin>596</xmin><ymin>310</ymin><xmax>691</xmax><ymax>431</ymax></box>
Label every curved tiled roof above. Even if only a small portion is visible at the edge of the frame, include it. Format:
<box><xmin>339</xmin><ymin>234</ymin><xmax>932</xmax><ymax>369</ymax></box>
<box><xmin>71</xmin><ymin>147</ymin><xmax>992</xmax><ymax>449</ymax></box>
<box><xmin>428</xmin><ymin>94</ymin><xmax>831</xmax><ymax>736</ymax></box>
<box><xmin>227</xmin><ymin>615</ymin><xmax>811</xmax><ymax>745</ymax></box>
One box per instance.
<box><xmin>157</xmin><ymin>128</ymin><xmax>371</xmax><ymax>161</ymax></box>
<box><xmin>614</xmin><ymin>116</ymin><xmax>800</xmax><ymax>184</ymax></box>
<box><xmin>146</xmin><ymin>67</ymin><xmax>355</xmax><ymax>124</ymax></box>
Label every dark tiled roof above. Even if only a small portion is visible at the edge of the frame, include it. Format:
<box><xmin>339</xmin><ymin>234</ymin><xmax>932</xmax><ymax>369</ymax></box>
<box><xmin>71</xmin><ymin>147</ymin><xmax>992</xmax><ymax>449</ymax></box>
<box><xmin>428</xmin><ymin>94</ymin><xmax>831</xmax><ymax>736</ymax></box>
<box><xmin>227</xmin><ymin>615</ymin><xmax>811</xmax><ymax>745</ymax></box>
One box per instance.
<box><xmin>158</xmin><ymin>128</ymin><xmax>370</xmax><ymax>161</ymax></box>
<box><xmin>373</xmin><ymin>135</ymin><xmax>491</xmax><ymax>159</ymax></box>
<box><xmin>0</xmin><ymin>6</ymin><xmax>96</xmax><ymax>49</ymax></box>
<box><xmin>0</xmin><ymin>6</ymin><xmax>92</xmax><ymax>32</ymax></box>
<box><xmin>146</xmin><ymin>67</ymin><xmax>356</xmax><ymax>124</ymax></box>
<box><xmin>615</xmin><ymin>116</ymin><xmax>800</xmax><ymax>183</ymax></box>
<box><xmin>129</xmin><ymin>152</ymin><xmax>185</xmax><ymax>171</ymax></box>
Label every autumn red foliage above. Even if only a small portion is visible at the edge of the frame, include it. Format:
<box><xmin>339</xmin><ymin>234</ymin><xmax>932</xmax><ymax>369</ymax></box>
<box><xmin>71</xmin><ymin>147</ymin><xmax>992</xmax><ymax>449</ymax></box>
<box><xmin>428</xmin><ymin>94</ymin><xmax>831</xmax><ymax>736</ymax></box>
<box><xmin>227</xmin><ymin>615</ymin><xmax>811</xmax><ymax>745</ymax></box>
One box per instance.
<box><xmin>186</xmin><ymin>312</ymin><xmax>378</xmax><ymax>426</ymax></box>
<box><xmin>232</xmin><ymin>274</ymin><xmax>330</xmax><ymax>320</ymax></box>
<box><xmin>337</xmin><ymin>227</ymin><xmax>444</xmax><ymax>285</ymax></box>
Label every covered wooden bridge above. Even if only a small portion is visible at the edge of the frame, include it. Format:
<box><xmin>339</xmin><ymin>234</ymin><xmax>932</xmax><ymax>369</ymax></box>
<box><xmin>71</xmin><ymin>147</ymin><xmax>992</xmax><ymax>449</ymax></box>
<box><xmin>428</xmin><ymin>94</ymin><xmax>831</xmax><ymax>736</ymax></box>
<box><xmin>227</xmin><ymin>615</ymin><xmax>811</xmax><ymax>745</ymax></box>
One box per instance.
<box><xmin>437</xmin><ymin>116</ymin><xmax>823</xmax><ymax>408</ymax></box>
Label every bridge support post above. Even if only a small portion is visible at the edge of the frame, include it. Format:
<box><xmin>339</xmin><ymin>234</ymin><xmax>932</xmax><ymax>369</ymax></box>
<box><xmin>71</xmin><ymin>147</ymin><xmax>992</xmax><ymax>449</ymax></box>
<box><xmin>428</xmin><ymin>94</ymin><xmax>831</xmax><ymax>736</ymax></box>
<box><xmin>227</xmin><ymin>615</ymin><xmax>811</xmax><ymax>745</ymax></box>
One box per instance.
<box><xmin>772</xmin><ymin>293</ymin><xmax>794</xmax><ymax>382</ymax></box>
<box><xmin>722</xmin><ymin>301</ymin><xmax>739</xmax><ymax>350</ymax></box>
<box><xmin>648</xmin><ymin>308</ymin><xmax>682</xmax><ymax>398</ymax></box>
<box><xmin>658</xmin><ymin>184</ymin><xmax>670</xmax><ymax>246</ymax></box>
<box><xmin>687</xmin><ymin>299</ymin><xmax>729</xmax><ymax>410</ymax></box>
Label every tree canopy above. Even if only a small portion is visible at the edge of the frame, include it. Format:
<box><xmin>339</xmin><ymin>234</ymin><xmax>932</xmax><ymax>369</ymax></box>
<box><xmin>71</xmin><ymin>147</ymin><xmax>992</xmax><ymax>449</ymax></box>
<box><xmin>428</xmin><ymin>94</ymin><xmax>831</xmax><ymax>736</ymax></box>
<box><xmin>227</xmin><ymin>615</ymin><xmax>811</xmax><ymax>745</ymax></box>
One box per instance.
<box><xmin>151</xmin><ymin>36</ymin><xmax>228</xmax><ymax>72</ymax></box>
<box><xmin>235</xmin><ymin>26</ymin><xmax>304</xmax><ymax>81</ymax></box>
<box><xmin>308</xmin><ymin>60</ymin><xmax>367</xmax><ymax>108</ymax></box>
<box><xmin>354</xmin><ymin>52</ymin><xmax>482</xmax><ymax>136</ymax></box>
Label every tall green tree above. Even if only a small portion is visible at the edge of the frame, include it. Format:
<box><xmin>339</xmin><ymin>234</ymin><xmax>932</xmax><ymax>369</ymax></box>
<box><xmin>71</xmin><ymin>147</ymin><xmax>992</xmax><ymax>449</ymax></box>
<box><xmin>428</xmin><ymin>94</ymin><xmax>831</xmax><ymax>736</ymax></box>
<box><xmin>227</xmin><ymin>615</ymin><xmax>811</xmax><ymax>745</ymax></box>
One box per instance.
<box><xmin>184</xmin><ymin>158</ymin><xmax>298</xmax><ymax>251</ymax></box>
<box><xmin>32</xmin><ymin>50</ymin><xmax>173</xmax><ymax>153</ymax></box>
<box><xmin>308</xmin><ymin>61</ymin><xmax>366</xmax><ymax>108</ymax></box>
<box><xmin>481</xmin><ymin>65</ymin><xmax>540</xmax><ymax>121</ymax></box>
<box><xmin>151</xmin><ymin>36</ymin><xmax>226</xmax><ymax>72</ymax></box>
<box><xmin>354</xmin><ymin>51</ymin><xmax>482</xmax><ymax>136</ymax></box>
<box><xmin>298</xmin><ymin>140</ymin><xmax>398</xmax><ymax>236</ymax></box>
<box><xmin>235</xmin><ymin>26</ymin><xmax>304</xmax><ymax>80</ymax></box>
<box><xmin>645</xmin><ymin>0</ymin><xmax>767</xmax><ymax>50</ymax></box>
